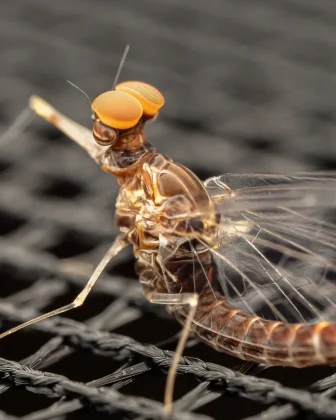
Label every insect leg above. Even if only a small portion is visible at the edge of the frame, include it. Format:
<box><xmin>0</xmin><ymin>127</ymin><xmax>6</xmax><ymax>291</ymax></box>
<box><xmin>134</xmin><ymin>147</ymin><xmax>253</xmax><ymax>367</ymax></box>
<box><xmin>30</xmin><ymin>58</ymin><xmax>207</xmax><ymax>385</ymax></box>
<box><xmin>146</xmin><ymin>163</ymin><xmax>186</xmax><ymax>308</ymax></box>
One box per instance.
<box><xmin>146</xmin><ymin>291</ymin><xmax>199</xmax><ymax>415</ymax></box>
<box><xmin>0</xmin><ymin>234</ymin><xmax>128</xmax><ymax>340</ymax></box>
<box><xmin>0</xmin><ymin>106</ymin><xmax>33</xmax><ymax>146</ymax></box>
<box><xmin>29</xmin><ymin>96</ymin><xmax>104</xmax><ymax>163</ymax></box>
<box><xmin>234</xmin><ymin>361</ymin><xmax>269</xmax><ymax>375</ymax></box>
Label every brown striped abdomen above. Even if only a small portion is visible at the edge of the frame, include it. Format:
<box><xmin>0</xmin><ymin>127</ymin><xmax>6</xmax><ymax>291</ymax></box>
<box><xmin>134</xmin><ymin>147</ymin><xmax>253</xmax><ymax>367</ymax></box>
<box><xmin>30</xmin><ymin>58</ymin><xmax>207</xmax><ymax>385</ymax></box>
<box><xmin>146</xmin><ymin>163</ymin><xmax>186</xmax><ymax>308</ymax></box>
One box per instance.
<box><xmin>137</xmin><ymin>234</ymin><xmax>336</xmax><ymax>368</ymax></box>
<box><xmin>172</xmin><ymin>290</ymin><xmax>336</xmax><ymax>367</ymax></box>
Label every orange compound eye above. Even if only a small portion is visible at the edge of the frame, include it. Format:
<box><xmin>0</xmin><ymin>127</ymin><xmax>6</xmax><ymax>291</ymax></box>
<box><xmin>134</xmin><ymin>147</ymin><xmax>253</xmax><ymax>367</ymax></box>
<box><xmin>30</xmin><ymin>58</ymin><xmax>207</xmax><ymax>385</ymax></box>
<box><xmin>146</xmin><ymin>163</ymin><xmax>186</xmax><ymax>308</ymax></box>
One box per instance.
<box><xmin>92</xmin><ymin>90</ymin><xmax>143</xmax><ymax>130</ymax></box>
<box><xmin>115</xmin><ymin>81</ymin><xmax>165</xmax><ymax>117</ymax></box>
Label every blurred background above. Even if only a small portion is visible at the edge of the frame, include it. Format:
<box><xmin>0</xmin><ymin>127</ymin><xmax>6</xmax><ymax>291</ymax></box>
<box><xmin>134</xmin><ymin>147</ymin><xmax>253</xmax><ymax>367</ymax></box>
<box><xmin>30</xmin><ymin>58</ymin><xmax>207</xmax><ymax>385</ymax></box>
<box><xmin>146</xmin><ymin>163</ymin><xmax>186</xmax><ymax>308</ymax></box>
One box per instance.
<box><xmin>0</xmin><ymin>0</ymin><xmax>336</xmax><ymax>419</ymax></box>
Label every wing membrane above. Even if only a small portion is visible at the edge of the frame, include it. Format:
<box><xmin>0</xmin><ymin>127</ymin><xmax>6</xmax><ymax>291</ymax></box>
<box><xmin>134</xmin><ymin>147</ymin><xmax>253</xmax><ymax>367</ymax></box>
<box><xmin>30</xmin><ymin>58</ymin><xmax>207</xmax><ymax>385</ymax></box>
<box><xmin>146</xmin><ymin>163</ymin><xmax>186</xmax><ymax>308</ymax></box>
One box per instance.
<box><xmin>204</xmin><ymin>173</ymin><xmax>336</xmax><ymax>324</ymax></box>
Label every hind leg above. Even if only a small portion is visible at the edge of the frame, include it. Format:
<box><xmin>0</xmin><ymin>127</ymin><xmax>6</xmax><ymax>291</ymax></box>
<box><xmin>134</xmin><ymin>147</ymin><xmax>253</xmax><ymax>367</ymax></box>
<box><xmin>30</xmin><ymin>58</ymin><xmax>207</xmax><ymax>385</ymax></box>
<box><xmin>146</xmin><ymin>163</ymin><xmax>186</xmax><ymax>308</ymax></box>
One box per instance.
<box><xmin>145</xmin><ymin>291</ymin><xmax>199</xmax><ymax>415</ymax></box>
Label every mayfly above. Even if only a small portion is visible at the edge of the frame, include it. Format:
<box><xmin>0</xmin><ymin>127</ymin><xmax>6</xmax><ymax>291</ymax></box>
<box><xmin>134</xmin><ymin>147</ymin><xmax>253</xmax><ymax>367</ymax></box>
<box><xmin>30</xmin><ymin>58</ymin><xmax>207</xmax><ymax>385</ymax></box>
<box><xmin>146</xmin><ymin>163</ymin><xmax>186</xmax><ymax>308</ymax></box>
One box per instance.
<box><xmin>2</xmin><ymin>78</ymin><xmax>336</xmax><ymax>414</ymax></box>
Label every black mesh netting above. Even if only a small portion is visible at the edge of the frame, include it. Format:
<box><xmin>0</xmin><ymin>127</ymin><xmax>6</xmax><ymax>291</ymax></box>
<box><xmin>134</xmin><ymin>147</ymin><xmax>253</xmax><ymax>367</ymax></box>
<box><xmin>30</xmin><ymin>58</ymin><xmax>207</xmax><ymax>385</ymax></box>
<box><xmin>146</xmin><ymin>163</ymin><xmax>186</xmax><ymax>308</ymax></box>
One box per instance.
<box><xmin>1</xmin><ymin>1</ymin><xmax>336</xmax><ymax>419</ymax></box>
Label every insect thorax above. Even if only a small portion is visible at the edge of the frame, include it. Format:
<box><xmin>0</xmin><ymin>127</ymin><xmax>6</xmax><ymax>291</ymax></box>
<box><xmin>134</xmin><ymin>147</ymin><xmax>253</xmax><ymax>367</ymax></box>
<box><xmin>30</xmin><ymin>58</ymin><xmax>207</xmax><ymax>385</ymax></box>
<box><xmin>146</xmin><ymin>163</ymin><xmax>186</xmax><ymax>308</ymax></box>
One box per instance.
<box><xmin>114</xmin><ymin>152</ymin><xmax>219</xmax><ymax>295</ymax></box>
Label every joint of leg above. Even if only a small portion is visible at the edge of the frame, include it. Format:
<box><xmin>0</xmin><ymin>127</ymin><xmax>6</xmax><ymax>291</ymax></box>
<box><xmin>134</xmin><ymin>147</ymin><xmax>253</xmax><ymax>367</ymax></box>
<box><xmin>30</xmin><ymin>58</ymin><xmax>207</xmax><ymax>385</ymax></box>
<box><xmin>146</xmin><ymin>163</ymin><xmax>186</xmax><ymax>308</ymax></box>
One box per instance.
<box><xmin>74</xmin><ymin>296</ymin><xmax>84</xmax><ymax>307</ymax></box>
<box><xmin>189</xmin><ymin>294</ymin><xmax>199</xmax><ymax>307</ymax></box>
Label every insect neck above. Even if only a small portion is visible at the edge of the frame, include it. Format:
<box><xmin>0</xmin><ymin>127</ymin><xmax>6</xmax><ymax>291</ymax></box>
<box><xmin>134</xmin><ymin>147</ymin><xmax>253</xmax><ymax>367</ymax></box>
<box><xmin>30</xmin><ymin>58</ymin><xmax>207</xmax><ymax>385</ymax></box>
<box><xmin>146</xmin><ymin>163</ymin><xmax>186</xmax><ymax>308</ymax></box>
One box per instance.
<box><xmin>100</xmin><ymin>123</ymin><xmax>156</xmax><ymax>178</ymax></box>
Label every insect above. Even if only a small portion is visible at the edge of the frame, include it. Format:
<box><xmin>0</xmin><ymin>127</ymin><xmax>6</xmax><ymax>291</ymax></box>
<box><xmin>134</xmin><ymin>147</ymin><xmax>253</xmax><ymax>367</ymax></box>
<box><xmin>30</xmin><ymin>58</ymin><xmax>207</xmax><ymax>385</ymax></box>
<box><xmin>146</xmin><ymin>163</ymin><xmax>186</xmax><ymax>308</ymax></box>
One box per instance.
<box><xmin>2</xmin><ymin>75</ymin><xmax>336</xmax><ymax>414</ymax></box>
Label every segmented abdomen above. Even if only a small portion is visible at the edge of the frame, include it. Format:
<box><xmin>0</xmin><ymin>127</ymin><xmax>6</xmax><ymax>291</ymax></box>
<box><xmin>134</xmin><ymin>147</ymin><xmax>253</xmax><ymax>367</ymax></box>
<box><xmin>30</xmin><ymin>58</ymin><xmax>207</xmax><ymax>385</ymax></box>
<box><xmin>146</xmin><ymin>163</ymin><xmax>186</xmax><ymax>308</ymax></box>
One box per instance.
<box><xmin>139</xmin><ymin>238</ymin><xmax>336</xmax><ymax>367</ymax></box>
<box><xmin>172</xmin><ymin>292</ymin><xmax>336</xmax><ymax>367</ymax></box>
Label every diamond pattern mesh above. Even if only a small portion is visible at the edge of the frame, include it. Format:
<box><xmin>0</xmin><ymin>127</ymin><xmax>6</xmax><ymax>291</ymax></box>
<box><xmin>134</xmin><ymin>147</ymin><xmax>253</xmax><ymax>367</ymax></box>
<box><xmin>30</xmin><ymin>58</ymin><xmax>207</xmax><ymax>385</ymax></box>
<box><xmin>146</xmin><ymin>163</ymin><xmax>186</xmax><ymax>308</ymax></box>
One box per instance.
<box><xmin>1</xmin><ymin>1</ymin><xmax>336</xmax><ymax>418</ymax></box>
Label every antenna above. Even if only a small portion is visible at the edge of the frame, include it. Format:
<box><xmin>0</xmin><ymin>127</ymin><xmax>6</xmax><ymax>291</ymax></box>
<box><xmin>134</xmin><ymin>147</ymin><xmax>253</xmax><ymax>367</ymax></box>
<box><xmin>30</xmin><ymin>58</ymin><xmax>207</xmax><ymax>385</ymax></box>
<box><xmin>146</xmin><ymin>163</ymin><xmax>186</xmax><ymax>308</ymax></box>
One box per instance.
<box><xmin>112</xmin><ymin>44</ymin><xmax>130</xmax><ymax>89</ymax></box>
<box><xmin>66</xmin><ymin>80</ymin><xmax>92</xmax><ymax>109</ymax></box>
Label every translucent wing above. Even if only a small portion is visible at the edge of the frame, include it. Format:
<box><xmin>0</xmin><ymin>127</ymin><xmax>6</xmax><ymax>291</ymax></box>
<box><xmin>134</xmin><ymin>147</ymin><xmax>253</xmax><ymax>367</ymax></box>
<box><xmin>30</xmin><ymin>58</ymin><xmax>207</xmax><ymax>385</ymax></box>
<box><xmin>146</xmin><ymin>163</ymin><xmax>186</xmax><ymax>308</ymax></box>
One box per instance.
<box><xmin>204</xmin><ymin>172</ymin><xmax>336</xmax><ymax>324</ymax></box>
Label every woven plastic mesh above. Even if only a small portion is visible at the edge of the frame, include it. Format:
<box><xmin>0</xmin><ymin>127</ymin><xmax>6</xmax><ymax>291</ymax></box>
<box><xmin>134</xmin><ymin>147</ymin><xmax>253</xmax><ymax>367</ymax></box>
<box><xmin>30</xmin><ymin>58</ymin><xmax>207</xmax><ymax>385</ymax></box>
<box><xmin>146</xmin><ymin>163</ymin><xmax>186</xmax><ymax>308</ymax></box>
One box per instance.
<box><xmin>1</xmin><ymin>1</ymin><xmax>336</xmax><ymax>418</ymax></box>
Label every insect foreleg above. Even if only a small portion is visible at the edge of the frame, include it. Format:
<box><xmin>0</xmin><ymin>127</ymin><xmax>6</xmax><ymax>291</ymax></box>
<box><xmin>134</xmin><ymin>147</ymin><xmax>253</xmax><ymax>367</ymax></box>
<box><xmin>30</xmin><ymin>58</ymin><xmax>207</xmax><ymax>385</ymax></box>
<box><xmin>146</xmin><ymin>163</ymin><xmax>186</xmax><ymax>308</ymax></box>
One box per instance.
<box><xmin>29</xmin><ymin>96</ymin><xmax>104</xmax><ymax>163</ymax></box>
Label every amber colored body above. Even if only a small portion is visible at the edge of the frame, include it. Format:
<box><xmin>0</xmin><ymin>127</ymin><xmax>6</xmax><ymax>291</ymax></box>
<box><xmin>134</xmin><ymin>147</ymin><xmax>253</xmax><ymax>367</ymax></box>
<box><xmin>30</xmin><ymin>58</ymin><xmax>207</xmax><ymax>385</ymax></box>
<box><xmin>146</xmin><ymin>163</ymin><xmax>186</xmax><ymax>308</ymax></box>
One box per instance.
<box><xmin>99</xmin><ymin>123</ymin><xmax>336</xmax><ymax>369</ymax></box>
<box><xmin>14</xmin><ymin>89</ymin><xmax>336</xmax><ymax>386</ymax></box>
<box><xmin>15</xmin><ymin>86</ymin><xmax>336</xmax><ymax>418</ymax></box>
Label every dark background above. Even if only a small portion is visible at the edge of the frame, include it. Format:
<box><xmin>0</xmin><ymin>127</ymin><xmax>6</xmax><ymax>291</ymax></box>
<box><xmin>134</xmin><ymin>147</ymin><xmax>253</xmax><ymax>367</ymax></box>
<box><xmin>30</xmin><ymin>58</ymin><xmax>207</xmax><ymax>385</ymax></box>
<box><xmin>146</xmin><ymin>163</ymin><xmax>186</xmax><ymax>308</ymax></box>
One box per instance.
<box><xmin>0</xmin><ymin>0</ymin><xmax>336</xmax><ymax>419</ymax></box>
